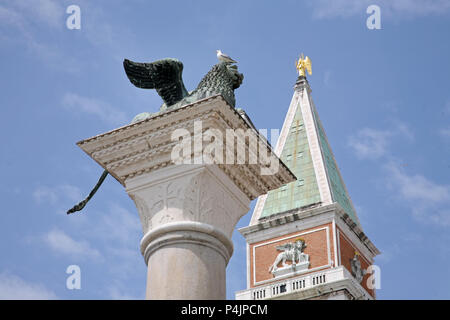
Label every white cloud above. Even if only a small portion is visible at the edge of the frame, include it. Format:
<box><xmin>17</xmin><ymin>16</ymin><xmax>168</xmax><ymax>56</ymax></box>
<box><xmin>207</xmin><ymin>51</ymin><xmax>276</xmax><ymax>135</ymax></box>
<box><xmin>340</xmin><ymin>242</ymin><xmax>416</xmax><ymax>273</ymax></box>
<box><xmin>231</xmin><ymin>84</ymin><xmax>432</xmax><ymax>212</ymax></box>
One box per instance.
<box><xmin>384</xmin><ymin>162</ymin><xmax>450</xmax><ymax>226</ymax></box>
<box><xmin>33</xmin><ymin>186</ymin><xmax>58</xmax><ymax>205</ymax></box>
<box><xmin>348</xmin><ymin>128</ymin><xmax>392</xmax><ymax>159</ymax></box>
<box><xmin>0</xmin><ymin>272</ymin><xmax>57</xmax><ymax>300</ymax></box>
<box><xmin>0</xmin><ymin>0</ymin><xmax>63</xmax><ymax>32</ymax></box>
<box><xmin>0</xmin><ymin>1</ymin><xmax>82</xmax><ymax>73</ymax></box>
<box><xmin>98</xmin><ymin>203</ymin><xmax>141</xmax><ymax>244</ymax></box>
<box><xmin>392</xmin><ymin>120</ymin><xmax>415</xmax><ymax>142</ymax></box>
<box><xmin>90</xmin><ymin>204</ymin><xmax>146</xmax><ymax>297</ymax></box>
<box><xmin>386</xmin><ymin>163</ymin><xmax>449</xmax><ymax>203</ymax></box>
<box><xmin>62</xmin><ymin>93</ymin><xmax>128</xmax><ymax>126</ymax></box>
<box><xmin>348</xmin><ymin>120</ymin><xmax>414</xmax><ymax>159</ymax></box>
<box><xmin>33</xmin><ymin>184</ymin><xmax>82</xmax><ymax>206</ymax></box>
<box><xmin>308</xmin><ymin>0</ymin><xmax>450</xmax><ymax>19</ymax></box>
<box><xmin>33</xmin><ymin>184</ymin><xmax>83</xmax><ymax>216</ymax></box>
<box><xmin>88</xmin><ymin>203</ymin><xmax>142</xmax><ymax>279</ymax></box>
<box><xmin>440</xmin><ymin>128</ymin><xmax>450</xmax><ymax>138</ymax></box>
<box><xmin>0</xmin><ymin>1</ymin><xmax>131</xmax><ymax>72</ymax></box>
<box><xmin>62</xmin><ymin>202</ymin><xmax>143</xmax><ymax>282</ymax></box>
<box><xmin>349</xmin><ymin>121</ymin><xmax>449</xmax><ymax>227</ymax></box>
<box><xmin>44</xmin><ymin>229</ymin><xmax>102</xmax><ymax>261</ymax></box>
<box><xmin>13</xmin><ymin>0</ymin><xmax>64</xmax><ymax>28</ymax></box>
<box><xmin>0</xmin><ymin>5</ymin><xmax>25</xmax><ymax>30</ymax></box>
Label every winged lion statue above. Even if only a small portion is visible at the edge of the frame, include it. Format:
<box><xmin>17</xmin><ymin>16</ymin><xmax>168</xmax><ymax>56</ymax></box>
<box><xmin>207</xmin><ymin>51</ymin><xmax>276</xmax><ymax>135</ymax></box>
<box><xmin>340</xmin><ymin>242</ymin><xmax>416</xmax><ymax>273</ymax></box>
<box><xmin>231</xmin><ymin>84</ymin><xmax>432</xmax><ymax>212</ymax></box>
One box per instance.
<box><xmin>67</xmin><ymin>54</ymin><xmax>243</xmax><ymax>214</ymax></box>
<box><xmin>268</xmin><ymin>239</ymin><xmax>309</xmax><ymax>274</ymax></box>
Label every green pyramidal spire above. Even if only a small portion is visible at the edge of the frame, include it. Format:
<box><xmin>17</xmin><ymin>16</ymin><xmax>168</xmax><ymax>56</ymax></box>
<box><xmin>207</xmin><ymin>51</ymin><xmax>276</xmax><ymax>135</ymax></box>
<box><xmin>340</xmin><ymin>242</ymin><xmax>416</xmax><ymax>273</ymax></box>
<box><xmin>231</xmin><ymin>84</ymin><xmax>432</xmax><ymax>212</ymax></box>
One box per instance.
<box><xmin>251</xmin><ymin>76</ymin><xmax>360</xmax><ymax>226</ymax></box>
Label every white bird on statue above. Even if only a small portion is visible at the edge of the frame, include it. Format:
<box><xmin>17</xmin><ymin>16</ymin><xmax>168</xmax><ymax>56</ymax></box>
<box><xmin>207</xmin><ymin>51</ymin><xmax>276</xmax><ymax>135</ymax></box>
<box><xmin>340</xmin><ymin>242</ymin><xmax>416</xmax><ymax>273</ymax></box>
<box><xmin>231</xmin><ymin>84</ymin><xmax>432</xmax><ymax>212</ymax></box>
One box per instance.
<box><xmin>216</xmin><ymin>50</ymin><xmax>237</xmax><ymax>64</ymax></box>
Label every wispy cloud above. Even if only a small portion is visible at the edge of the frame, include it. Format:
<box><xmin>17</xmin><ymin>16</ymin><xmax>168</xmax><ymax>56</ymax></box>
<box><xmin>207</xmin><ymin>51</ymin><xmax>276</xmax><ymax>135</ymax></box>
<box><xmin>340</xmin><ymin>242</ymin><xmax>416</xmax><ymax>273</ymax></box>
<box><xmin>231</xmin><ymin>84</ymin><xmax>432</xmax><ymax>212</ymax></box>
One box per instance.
<box><xmin>33</xmin><ymin>184</ymin><xmax>82</xmax><ymax>206</ymax></box>
<box><xmin>88</xmin><ymin>203</ymin><xmax>143</xmax><ymax>281</ymax></box>
<box><xmin>0</xmin><ymin>5</ymin><xmax>25</xmax><ymax>30</ymax></box>
<box><xmin>390</xmin><ymin>119</ymin><xmax>414</xmax><ymax>143</ymax></box>
<box><xmin>349</xmin><ymin>120</ymin><xmax>450</xmax><ymax>227</ymax></box>
<box><xmin>0</xmin><ymin>1</ymin><xmax>133</xmax><ymax>72</ymax></box>
<box><xmin>440</xmin><ymin>127</ymin><xmax>450</xmax><ymax>139</ymax></box>
<box><xmin>348</xmin><ymin>128</ymin><xmax>392</xmax><ymax>159</ymax></box>
<box><xmin>0</xmin><ymin>0</ymin><xmax>64</xmax><ymax>32</ymax></box>
<box><xmin>97</xmin><ymin>203</ymin><xmax>141</xmax><ymax>244</ymax></box>
<box><xmin>308</xmin><ymin>0</ymin><xmax>450</xmax><ymax>19</ymax></box>
<box><xmin>62</xmin><ymin>93</ymin><xmax>128</xmax><ymax>126</ymax></box>
<box><xmin>29</xmin><ymin>201</ymin><xmax>142</xmax><ymax>297</ymax></box>
<box><xmin>384</xmin><ymin>161</ymin><xmax>450</xmax><ymax>226</ymax></box>
<box><xmin>43</xmin><ymin>229</ymin><xmax>102</xmax><ymax>261</ymax></box>
<box><xmin>385</xmin><ymin>163</ymin><xmax>449</xmax><ymax>203</ymax></box>
<box><xmin>0</xmin><ymin>272</ymin><xmax>57</xmax><ymax>300</ymax></box>
<box><xmin>51</xmin><ymin>202</ymin><xmax>144</xmax><ymax>292</ymax></box>
<box><xmin>32</xmin><ymin>184</ymin><xmax>83</xmax><ymax>216</ymax></box>
<box><xmin>0</xmin><ymin>1</ymin><xmax>81</xmax><ymax>72</ymax></box>
<box><xmin>12</xmin><ymin>0</ymin><xmax>64</xmax><ymax>28</ymax></box>
<box><xmin>348</xmin><ymin>120</ymin><xmax>414</xmax><ymax>159</ymax></box>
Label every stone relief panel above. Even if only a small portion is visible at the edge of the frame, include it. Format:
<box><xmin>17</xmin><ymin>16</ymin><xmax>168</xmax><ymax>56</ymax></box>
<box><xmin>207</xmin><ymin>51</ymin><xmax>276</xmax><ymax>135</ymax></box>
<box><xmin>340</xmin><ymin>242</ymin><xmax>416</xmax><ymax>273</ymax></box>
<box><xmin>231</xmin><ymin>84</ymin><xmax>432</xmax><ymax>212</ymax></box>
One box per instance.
<box><xmin>252</xmin><ymin>226</ymin><xmax>331</xmax><ymax>286</ymax></box>
<box><xmin>268</xmin><ymin>239</ymin><xmax>310</xmax><ymax>278</ymax></box>
<box><xmin>149</xmin><ymin>180</ymin><xmax>186</xmax><ymax>227</ymax></box>
<box><xmin>129</xmin><ymin>177</ymin><xmax>189</xmax><ymax>233</ymax></box>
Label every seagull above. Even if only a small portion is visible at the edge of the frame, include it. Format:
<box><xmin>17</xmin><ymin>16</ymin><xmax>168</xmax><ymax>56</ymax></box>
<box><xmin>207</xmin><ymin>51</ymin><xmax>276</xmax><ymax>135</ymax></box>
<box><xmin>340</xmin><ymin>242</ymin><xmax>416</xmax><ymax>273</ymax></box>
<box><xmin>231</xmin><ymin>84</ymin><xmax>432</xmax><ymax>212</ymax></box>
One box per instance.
<box><xmin>216</xmin><ymin>50</ymin><xmax>237</xmax><ymax>64</ymax></box>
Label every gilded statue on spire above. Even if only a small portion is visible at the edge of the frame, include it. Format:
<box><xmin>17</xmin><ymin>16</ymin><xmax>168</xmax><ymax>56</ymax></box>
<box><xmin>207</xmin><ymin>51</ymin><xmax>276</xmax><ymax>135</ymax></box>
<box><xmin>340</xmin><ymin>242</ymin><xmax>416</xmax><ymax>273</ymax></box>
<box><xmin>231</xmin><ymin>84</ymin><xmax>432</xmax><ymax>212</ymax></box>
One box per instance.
<box><xmin>295</xmin><ymin>53</ymin><xmax>312</xmax><ymax>77</ymax></box>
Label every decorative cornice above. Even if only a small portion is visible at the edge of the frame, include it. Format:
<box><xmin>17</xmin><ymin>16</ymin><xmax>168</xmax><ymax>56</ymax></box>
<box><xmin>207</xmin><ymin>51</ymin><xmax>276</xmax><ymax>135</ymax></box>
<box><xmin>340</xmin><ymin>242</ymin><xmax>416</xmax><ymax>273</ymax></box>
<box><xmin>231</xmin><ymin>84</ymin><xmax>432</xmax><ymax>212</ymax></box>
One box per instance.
<box><xmin>76</xmin><ymin>95</ymin><xmax>296</xmax><ymax>200</ymax></box>
<box><xmin>240</xmin><ymin>202</ymin><xmax>380</xmax><ymax>258</ymax></box>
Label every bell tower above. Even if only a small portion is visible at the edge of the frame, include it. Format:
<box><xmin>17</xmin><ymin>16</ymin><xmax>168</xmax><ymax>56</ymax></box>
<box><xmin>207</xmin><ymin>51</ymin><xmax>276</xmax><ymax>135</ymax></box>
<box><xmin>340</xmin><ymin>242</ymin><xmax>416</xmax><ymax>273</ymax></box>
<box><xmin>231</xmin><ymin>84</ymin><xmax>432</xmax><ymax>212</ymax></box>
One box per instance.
<box><xmin>235</xmin><ymin>55</ymin><xmax>380</xmax><ymax>300</ymax></box>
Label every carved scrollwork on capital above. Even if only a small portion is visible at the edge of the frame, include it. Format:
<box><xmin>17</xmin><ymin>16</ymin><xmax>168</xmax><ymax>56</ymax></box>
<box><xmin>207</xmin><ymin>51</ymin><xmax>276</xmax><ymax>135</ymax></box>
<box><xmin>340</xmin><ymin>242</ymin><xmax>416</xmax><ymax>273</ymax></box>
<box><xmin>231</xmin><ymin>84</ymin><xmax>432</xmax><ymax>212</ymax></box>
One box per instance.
<box><xmin>129</xmin><ymin>168</ymin><xmax>250</xmax><ymax>238</ymax></box>
<box><xmin>129</xmin><ymin>194</ymin><xmax>152</xmax><ymax>234</ymax></box>
<box><xmin>183</xmin><ymin>172</ymin><xmax>214</xmax><ymax>221</ymax></box>
<box><xmin>183</xmin><ymin>170</ymin><xmax>241</xmax><ymax>237</ymax></box>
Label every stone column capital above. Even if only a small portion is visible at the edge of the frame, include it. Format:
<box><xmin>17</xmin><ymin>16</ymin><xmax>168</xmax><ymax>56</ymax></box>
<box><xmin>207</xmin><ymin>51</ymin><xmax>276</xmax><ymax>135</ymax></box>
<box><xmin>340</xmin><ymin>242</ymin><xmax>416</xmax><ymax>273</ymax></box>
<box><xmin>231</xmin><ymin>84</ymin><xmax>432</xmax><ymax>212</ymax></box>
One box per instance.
<box><xmin>126</xmin><ymin>163</ymin><xmax>248</xmax><ymax>259</ymax></box>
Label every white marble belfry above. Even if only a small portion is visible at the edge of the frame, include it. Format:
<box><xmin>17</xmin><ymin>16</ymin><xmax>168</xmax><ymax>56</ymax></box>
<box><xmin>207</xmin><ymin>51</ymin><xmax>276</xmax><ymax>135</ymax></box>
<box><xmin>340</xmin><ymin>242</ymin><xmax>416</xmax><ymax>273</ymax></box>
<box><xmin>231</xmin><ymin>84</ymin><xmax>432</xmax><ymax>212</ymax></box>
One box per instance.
<box><xmin>76</xmin><ymin>95</ymin><xmax>295</xmax><ymax>299</ymax></box>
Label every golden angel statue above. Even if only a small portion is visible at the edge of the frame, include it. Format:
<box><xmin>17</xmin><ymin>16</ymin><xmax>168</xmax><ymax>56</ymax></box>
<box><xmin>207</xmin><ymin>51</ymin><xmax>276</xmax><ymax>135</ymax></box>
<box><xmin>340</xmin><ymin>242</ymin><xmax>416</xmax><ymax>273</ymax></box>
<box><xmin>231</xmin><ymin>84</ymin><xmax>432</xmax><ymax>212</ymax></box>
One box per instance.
<box><xmin>295</xmin><ymin>54</ymin><xmax>312</xmax><ymax>77</ymax></box>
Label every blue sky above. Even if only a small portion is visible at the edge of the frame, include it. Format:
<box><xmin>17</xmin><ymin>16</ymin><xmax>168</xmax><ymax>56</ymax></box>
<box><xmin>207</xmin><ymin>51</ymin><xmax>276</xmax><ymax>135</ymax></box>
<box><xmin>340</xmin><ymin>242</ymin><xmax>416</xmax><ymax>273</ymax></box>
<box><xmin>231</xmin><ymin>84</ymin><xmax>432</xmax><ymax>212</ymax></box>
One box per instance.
<box><xmin>0</xmin><ymin>0</ymin><xmax>449</xmax><ymax>299</ymax></box>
